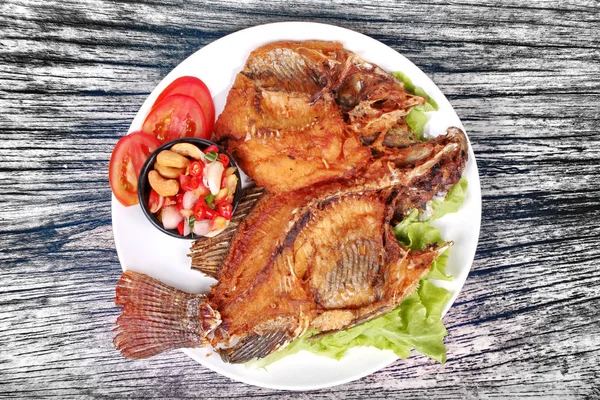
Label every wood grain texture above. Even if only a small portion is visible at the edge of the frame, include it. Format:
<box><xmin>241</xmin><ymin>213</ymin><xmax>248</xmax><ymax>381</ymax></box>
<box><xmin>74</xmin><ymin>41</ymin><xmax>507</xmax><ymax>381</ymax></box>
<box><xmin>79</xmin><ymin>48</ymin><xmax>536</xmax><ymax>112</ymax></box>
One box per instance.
<box><xmin>1</xmin><ymin>0</ymin><xmax>599</xmax><ymax>398</ymax></box>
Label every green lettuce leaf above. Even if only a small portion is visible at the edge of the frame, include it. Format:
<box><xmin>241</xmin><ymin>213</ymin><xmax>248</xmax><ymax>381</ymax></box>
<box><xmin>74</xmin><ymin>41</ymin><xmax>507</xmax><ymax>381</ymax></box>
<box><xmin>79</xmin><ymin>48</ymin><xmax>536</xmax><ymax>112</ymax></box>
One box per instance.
<box><xmin>393</xmin><ymin>71</ymin><xmax>439</xmax><ymax>139</ymax></box>
<box><xmin>406</xmin><ymin>108</ymin><xmax>429</xmax><ymax>139</ymax></box>
<box><xmin>393</xmin><ymin>209</ymin><xmax>442</xmax><ymax>250</ymax></box>
<box><xmin>392</xmin><ymin>71</ymin><xmax>439</xmax><ymax>112</ymax></box>
<box><xmin>428</xmin><ymin>248</ymin><xmax>452</xmax><ymax>281</ymax></box>
<box><xmin>248</xmin><ymin>277</ymin><xmax>452</xmax><ymax>368</ymax></box>
<box><xmin>314</xmin><ymin>278</ymin><xmax>451</xmax><ymax>363</ymax></box>
<box><xmin>392</xmin><ymin>209</ymin><xmax>452</xmax><ymax>281</ymax></box>
<box><xmin>393</xmin><ymin>71</ymin><xmax>417</xmax><ymax>93</ymax></box>
<box><xmin>431</xmin><ymin>177</ymin><xmax>468</xmax><ymax>221</ymax></box>
<box><xmin>414</xmin><ymin>87</ymin><xmax>439</xmax><ymax>111</ymax></box>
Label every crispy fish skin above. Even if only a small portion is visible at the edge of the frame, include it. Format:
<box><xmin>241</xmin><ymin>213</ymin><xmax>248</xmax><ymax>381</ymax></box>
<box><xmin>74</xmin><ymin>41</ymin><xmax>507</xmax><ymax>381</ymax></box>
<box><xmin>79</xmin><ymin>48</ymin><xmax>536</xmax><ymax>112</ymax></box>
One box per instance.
<box><xmin>214</xmin><ymin>40</ymin><xmax>428</xmax><ymax>193</ymax></box>
<box><xmin>114</xmin><ymin>127</ymin><xmax>469</xmax><ymax>362</ymax></box>
<box><xmin>114</xmin><ymin>188</ymin><xmax>445</xmax><ymax>362</ymax></box>
<box><xmin>192</xmin><ymin>127</ymin><xmax>467</xmax><ymax>285</ymax></box>
<box><xmin>215</xmin><ymin>72</ymin><xmax>371</xmax><ymax>193</ymax></box>
<box><xmin>242</xmin><ymin>40</ymin><xmax>345</xmax><ymax>94</ymax></box>
<box><xmin>207</xmin><ymin>129</ymin><xmax>467</xmax><ymax>362</ymax></box>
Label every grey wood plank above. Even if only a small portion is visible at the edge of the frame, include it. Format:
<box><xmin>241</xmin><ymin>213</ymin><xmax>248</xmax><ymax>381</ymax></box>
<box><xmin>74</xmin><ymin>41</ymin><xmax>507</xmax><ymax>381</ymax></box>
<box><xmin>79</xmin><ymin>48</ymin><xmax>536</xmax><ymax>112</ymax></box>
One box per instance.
<box><xmin>1</xmin><ymin>0</ymin><xmax>599</xmax><ymax>398</ymax></box>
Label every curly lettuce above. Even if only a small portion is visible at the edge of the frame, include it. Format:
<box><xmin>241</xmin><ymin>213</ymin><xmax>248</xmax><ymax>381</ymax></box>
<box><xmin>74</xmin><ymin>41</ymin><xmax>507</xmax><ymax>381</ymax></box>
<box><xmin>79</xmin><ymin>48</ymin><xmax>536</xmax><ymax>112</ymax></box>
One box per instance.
<box><xmin>431</xmin><ymin>177</ymin><xmax>468</xmax><ymax>221</ymax></box>
<box><xmin>392</xmin><ymin>71</ymin><xmax>439</xmax><ymax>139</ymax></box>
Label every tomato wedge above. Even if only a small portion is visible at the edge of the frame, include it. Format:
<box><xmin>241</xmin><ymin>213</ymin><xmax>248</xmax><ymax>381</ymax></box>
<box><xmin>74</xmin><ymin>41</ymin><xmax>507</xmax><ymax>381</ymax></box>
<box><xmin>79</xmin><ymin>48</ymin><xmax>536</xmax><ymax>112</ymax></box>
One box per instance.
<box><xmin>142</xmin><ymin>94</ymin><xmax>208</xmax><ymax>143</ymax></box>
<box><xmin>109</xmin><ymin>132</ymin><xmax>161</xmax><ymax>206</ymax></box>
<box><xmin>153</xmin><ymin>76</ymin><xmax>215</xmax><ymax>134</ymax></box>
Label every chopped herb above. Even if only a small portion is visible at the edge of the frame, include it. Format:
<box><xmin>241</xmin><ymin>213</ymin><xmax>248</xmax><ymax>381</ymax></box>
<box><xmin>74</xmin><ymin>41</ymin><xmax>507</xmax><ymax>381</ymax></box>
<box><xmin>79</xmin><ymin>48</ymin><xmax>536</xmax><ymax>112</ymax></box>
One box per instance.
<box><xmin>188</xmin><ymin>216</ymin><xmax>196</xmax><ymax>227</ymax></box>
<box><xmin>205</xmin><ymin>193</ymin><xmax>215</xmax><ymax>207</ymax></box>
<box><xmin>205</xmin><ymin>151</ymin><xmax>218</xmax><ymax>162</ymax></box>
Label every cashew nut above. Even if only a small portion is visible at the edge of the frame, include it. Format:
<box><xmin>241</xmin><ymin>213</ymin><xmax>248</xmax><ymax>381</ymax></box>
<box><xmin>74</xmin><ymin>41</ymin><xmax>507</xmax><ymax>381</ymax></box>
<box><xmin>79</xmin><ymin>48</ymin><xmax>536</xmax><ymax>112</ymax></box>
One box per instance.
<box><xmin>170</xmin><ymin>143</ymin><xmax>204</xmax><ymax>160</ymax></box>
<box><xmin>148</xmin><ymin>170</ymin><xmax>179</xmax><ymax>197</ymax></box>
<box><xmin>154</xmin><ymin>163</ymin><xmax>185</xmax><ymax>179</ymax></box>
<box><xmin>156</xmin><ymin>150</ymin><xmax>190</xmax><ymax>169</ymax></box>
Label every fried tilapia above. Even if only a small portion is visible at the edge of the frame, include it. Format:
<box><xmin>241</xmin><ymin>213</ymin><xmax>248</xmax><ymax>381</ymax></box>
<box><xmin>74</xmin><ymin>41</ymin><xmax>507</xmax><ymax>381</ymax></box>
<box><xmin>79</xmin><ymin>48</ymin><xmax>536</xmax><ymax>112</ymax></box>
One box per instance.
<box><xmin>114</xmin><ymin>127</ymin><xmax>468</xmax><ymax>362</ymax></box>
<box><xmin>213</xmin><ymin>40</ymin><xmax>426</xmax><ymax>193</ymax></box>
<box><xmin>114</xmin><ymin>40</ymin><xmax>468</xmax><ymax>363</ymax></box>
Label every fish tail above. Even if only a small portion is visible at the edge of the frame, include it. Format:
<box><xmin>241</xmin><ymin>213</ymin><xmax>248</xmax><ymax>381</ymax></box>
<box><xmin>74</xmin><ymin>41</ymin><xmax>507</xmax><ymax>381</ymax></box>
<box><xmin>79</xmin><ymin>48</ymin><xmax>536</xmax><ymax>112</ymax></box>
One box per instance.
<box><xmin>113</xmin><ymin>271</ymin><xmax>221</xmax><ymax>359</ymax></box>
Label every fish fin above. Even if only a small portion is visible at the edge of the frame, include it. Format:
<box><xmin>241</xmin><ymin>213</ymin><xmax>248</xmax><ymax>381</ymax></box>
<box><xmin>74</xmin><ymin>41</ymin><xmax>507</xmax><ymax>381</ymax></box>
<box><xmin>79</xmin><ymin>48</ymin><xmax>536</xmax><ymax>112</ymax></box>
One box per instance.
<box><xmin>220</xmin><ymin>330</ymin><xmax>292</xmax><ymax>364</ymax></box>
<box><xmin>113</xmin><ymin>271</ymin><xmax>221</xmax><ymax>359</ymax></box>
<box><xmin>189</xmin><ymin>186</ymin><xmax>265</xmax><ymax>279</ymax></box>
<box><xmin>310</xmin><ymin>241</ymin><xmax>447</xmax><ymax>334</ymax></box>
<box><xmin>220</xmin><ymin>317</ymin><xmax>298</xmax><ymax>364</ymax></box>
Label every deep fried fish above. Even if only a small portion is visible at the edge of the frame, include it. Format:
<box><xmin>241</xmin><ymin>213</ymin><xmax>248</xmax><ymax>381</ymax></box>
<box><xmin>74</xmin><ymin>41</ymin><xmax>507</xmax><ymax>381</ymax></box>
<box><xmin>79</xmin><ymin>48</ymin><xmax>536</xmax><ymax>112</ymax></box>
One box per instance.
<box><xmin>213</xmin><ymin>40</ymin><xmax>426</xmax><ymax>193</ymax></box>
<box><xmin>114</xmin><ymin>127</ymin><xmax>468</xmax><ymax>362</ymax></box>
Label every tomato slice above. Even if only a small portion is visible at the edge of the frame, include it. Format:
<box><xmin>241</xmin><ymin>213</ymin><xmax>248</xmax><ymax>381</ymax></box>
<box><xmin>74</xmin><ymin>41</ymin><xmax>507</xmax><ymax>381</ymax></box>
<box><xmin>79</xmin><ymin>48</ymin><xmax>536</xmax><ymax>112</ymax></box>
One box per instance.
<box><xmin>153</xmin><ymin>76</ymin><xmax>215</xmax><ymax>134</ymax></box>
<box><xmin>109</xmin><ymin>132</ymin><xmax>161</xmax><ymax>206</ymax></box>
<box><xmin>142</xmin><ymin>94</ymin><xmax>208</xmax><ymax>143</ymax></box>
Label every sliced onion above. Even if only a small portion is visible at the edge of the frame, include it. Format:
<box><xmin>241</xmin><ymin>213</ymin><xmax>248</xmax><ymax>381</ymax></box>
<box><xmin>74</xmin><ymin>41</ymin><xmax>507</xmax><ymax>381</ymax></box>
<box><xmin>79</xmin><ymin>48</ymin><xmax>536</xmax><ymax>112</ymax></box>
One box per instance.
<box><xmin>183</xmin><ymin>216</ymin><xmax>191</xmax><ymax>236</ymax></box>
<box><xmin>193</xmin><ymin>219</ymin><xmax>211</xmax><ymax>236</ymax></box>
<box><xmin>149</xmin><ymin>194</ymin><xmax>164</xmax><ymax>214</ymax></box>
<box><xmin>182</xmin><ymin>190</ymin><xmax>199</xmax><ymax>210</ymax></box>
<box><xmin>160</xmin><ymin>206</ymin><xmax>183</xmax><ymax>230</ymax></box>
<box><xmin>204</xmin><ymin>161</ymin><xmax>224</xmax><ymax>195</ymax></box>
<box><xmin>205</xmin><ymin>220</ymin><xmax>230</xmax><ymax>238</ymax></box>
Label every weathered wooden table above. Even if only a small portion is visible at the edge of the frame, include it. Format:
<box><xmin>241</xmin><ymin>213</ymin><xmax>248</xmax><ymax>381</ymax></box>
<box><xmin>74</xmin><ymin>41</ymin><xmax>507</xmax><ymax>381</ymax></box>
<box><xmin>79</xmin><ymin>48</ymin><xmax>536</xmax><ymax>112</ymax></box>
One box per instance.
<box><xmin>1</xmin><ymin>1</ymin><xmax>599</xmax><ymax>398</ymax></box>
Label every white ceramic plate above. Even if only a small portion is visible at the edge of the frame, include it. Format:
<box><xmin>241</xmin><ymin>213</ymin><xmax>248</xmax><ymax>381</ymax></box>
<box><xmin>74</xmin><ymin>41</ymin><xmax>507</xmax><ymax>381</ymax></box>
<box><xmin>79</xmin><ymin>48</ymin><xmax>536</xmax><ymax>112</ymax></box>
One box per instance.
<box><xmin>111</xmin><ymin>21</ymin><xmax>481</xmax><ymax>391</ymax></box>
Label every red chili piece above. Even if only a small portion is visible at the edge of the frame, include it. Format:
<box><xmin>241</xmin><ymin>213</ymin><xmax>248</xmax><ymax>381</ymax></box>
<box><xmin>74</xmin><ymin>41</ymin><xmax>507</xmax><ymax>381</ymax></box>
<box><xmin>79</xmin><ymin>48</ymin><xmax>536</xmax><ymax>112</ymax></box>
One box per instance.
<box><xmin>216</xmin><ymin>202</ymin><xmax>233</xmax><ymax>220</ymax></box>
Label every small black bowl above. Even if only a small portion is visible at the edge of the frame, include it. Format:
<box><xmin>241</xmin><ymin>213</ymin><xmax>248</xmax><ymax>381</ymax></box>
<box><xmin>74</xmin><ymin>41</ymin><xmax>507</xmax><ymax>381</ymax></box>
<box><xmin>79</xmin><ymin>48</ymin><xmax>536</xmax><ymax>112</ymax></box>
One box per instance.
<box><xmin>137</xmin><ymin>137</ymin><xmax>243</xmax><ymax>240</ymax></box>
